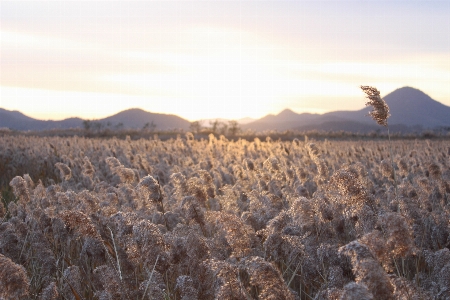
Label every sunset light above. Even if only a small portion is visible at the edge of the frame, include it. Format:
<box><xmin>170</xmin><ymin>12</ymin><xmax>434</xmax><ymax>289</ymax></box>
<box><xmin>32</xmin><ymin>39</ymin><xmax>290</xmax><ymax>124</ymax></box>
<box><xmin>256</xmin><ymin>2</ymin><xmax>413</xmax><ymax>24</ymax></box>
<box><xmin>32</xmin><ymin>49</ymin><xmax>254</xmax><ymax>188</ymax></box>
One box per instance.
<box><xmin>2</xmin><ymin>3</ymin><xmax>450</xmax><ymax>298</ymax></box>
<box><xmin>1</xmin><ymin>1</ymin><xmax>450</xmax><ymax>121</ymax></box>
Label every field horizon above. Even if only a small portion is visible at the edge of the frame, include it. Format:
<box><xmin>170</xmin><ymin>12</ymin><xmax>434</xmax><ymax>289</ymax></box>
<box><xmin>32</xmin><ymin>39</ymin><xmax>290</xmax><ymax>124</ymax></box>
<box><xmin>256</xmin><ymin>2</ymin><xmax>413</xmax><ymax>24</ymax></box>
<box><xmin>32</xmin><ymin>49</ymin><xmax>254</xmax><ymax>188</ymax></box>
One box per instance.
<box><xmin>2</xmin><ymin>86</ymin><xmax>450</xmax><ymax>135</ymax></box>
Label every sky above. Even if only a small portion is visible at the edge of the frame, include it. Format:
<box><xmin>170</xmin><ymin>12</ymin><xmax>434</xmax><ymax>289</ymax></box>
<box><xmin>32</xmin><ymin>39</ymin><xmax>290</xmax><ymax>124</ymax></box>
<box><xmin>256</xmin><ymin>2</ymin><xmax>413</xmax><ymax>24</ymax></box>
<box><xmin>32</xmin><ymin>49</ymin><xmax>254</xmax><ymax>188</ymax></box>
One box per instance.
<box><xmin>1</xmin><ymin>0</ymin><xmax>450</xmax><ymax>121</ymax></box>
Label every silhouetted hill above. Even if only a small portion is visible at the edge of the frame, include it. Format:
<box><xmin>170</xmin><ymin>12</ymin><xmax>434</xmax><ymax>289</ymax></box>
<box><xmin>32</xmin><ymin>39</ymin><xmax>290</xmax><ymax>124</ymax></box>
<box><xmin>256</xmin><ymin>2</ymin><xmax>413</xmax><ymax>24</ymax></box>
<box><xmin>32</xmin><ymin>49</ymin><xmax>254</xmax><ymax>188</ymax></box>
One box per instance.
<box><xmin>99</xmin><ymin>108</ymin><xmax>190</xmax><ymax>131</ymax></box>
<box><xmin>242</xmin><ymin>109</ymin><xmax>324</xmax><ymax>131</ymax></box>
<box><xmin>376</xmin><ymin>87</ymin><xmax>450</xmax><ymax>127</ymax></box>
<box><xmin>243</xmin><ymin>87</ymin><xmax>450</xmax><ymax>133</ymax></box>
<box><xmin>324</xmin><ymin>87</ymin><xmax>450</xmax><ymax>128</ymax></box>
<box><xmin>0</xmin><ymin>109</ymin><xmax>36</xmax><ymax>130</ymax></box>
<box><xmin>0</xmin><ymin>108</ymin><xmax>83</xmax><ymax>131</ymax></box>
<box><xmin>1</xmin><ymin>87</ymin><xmax>449</xmax><ymax>133</ymax></box>
<box><xmin>0</xmin><ymin>108</ymin><xmax>190</xmax><ymax>131</ymax></box>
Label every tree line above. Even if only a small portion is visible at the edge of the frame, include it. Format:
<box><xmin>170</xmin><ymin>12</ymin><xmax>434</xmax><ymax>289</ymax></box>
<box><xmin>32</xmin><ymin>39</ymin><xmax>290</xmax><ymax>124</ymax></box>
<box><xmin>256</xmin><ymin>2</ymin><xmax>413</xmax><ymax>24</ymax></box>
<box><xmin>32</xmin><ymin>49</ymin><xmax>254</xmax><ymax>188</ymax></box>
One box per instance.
<box><xmin>189</xmin><ymin>120</ymin><xmax>241</xmax><ymax>136</ymax></box>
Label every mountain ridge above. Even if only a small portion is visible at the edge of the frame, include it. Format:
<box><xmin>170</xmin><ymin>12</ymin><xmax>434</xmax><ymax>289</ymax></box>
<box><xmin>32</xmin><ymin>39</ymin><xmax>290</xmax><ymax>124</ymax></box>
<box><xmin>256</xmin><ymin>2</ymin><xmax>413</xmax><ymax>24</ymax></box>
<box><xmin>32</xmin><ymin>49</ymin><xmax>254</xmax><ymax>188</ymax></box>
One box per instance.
<box><xmin>242</xmin><ymin>87</ymin><xmax>450</xmax><ymax>133</ymax></box>
<box><xmin>0</xmin><ymin>107</ymin><xmax>191</xmax><ymax>131</ymax></box>
<box><xmin>1</xmin><ymin>87</ymin><xmax>449</xmax><ymax>133</ymax></box>
<box><xmin>100</xmin><ymin>108</ymin><xmax>191</xmax><ymax>130</ymax></box>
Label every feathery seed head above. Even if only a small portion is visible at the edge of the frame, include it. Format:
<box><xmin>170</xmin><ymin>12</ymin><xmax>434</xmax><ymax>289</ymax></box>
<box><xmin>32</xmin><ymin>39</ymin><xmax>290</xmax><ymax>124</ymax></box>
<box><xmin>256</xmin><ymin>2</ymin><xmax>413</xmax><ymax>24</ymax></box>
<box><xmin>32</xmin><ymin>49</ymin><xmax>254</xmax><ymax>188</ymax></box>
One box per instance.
<box><xmin>330</xmin><ymin>169</ymin><xmax>368</xmax><ymax>209</ymax></box>
<box><xmin>115</xmin><ymin>167</ymin><xmax>136</xmax><ymax>184</ymax></box>
<box><xmin>105</xmin><ymin>157</ymin><xmax>122</xmax><ymax>170</ymax></box>
<box><xmin>82</xmin><ymin>156</ymin><xmax>95</xmax><ymax>179</ymax></box>
<box><xmin>137</xmin><ymin>175</ymin><xmax>162</xmax><ymax>202</ymax></box>
<box><xmin>9</xmin><ymin>176</ymin><xmax>30</xmax><ymax>203</ymax></box>
<box><xmin>175</xmin><ymin>275</ymin><xmax>198</xmax><ymax>300</ymax></box>
<box><xmin>55</xmin><ymin>162</ymin><xmax>72</xmax><ymax>181</ymax></box>
<box><xmin>38</xmin><ymin>282</ymin><xmax>58</xmax><ymax>300</ymax></box>
<box><xmin>243</xmin><ymin>256</ymin><xmax>295</xmax><ymax>299</ymax></box>
<box><xmin>60</xmin><ymin>210</ymin><xmax>101</xmax><ymax>239</ymax></box>
<box><xmin>307</xmin><ymin>143</ymin><xmax>321</xmax><ymax>159</ymax></box>
<box><xmin>263</xmin><ymin>156</ymin><xmax>280</xmax><ymax>172</ymax></box>
<box><xmin>428</xmin><ymin>163</ymin><xmax>442</xmax><ymax>180</ymax></box>
<box><xmin>0</xmin><ymin>253</ymin><xmax>30</xmax><ymax>299</ymax></box>
<box><xmin>340</xmin><ymin>241</ymin><xmax>394</xmax><ymax>299</ymax></box>
<box><xmin>361</xmin><ymin>86</ymin><xmax>390</xmax><ymax>126</ymax></box>
<box><xmin>243</xmin><ymin>158</ymin><xmax>255</xmax><ymax>171</ymax></box>
<box><xmin>340</xmin><ymin>282</ymin><xmax>374</xmax><ymax>300</ymax></box>
<box><xmin>380</xmin><ymin>159</ymin><xmax>394</xmax><ymax>179</ymax></box>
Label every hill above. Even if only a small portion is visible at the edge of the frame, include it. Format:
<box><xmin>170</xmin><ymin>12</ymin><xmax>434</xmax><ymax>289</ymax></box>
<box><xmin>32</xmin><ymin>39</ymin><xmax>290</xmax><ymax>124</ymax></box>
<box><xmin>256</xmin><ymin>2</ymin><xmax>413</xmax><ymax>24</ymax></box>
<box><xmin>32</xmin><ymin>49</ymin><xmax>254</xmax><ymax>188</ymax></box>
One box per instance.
<box><xmin>0</xmin><ymin>108</ymin><xmax>83</xmax><ymax>131</ymax></box>
<box><xmin>0</xmin><ymin>108</ymin><xmax>191</xmax><ymax>131</ymax></box>
<box><xmin>243</xmin><ymin>87</ymin><xmax>450</xmax><ymax>133</ymax></box>
<box><xmin>324</xmin><ymin>87</ymin><xmax>450</xmax><ymax>128</ymax></box>
<box><xmin>1</xmin><ymin>87</ymin><xmax>449</xmax><ymax>133</ymax></box>
<box><xmin>99</xmin><ymin>108</ymin><xmax>190</xmax><ymax>131</ymax></box>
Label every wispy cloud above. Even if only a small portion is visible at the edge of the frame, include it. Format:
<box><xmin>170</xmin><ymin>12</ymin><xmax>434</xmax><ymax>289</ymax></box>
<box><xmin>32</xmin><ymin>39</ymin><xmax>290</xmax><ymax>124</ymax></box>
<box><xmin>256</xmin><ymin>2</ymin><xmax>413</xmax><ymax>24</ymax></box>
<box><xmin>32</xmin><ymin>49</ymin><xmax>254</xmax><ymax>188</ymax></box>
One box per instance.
<box><xmin>1</xmin><ymin>1</ymin><xmax>449</xmax><ymax>120</ymax></box>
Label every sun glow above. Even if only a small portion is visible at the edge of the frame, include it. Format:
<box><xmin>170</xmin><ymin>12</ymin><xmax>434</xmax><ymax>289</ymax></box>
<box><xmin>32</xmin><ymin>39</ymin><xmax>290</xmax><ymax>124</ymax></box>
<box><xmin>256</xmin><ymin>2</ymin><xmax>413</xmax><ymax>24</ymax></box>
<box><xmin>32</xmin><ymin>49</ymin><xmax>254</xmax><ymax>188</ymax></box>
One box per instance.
<box><xmin>2</xmin><ymin>0</ymin><xmax>450</xmax><ymax>122</ymax></box>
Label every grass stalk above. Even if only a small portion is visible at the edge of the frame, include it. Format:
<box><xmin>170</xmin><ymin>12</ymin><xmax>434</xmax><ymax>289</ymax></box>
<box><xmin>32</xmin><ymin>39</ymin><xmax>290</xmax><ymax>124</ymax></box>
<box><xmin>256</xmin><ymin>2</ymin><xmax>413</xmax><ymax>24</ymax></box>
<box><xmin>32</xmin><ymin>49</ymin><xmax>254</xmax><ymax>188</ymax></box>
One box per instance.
<box><xmin>387</xmin><ymin>127</ymin><xmax>399</xmax><ymax>204</ymax></box>
<box><xmin>142</xmin><ymin>254</ymin><xmax>160</xmax><ymax>300</ymax></box>
<box><xmin>107</xmin><ymin>226</ymin><xmax>122</xmax><ymax>281</ymax></box>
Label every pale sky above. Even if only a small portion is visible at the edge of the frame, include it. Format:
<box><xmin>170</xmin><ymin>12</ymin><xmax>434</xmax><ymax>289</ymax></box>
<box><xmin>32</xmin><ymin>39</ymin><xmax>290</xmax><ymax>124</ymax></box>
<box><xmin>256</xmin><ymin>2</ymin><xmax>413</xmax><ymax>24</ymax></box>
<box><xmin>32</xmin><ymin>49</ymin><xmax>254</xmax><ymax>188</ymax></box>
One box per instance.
<box><xmin>1</xmin><ymin>0</ymin><xmax>450</xmax><ymax>121</ymax></box>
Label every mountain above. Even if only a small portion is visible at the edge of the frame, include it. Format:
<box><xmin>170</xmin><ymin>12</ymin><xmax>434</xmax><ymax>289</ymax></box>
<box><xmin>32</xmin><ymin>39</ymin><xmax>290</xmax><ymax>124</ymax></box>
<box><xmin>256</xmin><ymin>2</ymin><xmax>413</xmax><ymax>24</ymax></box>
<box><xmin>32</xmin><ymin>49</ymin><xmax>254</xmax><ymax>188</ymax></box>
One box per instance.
<box><xmin>323</xmin><ymin>87</ymin><xmax>450</xmax><ymax>128</ymax></box>
<box><xmin>238</xmin><ymin>117</ymin><xmax>256</xmax><ymax>125</ymax></box>
<box><xmin>0</xmin><ymin>109</ymin><xmax>37</xmax><ymax>129</ymax></box>
<box><xmin>242</xmin><ymin>109</ymin><xmax>325</xmax><ymax>132</ymax></box>
<box><xmin>243</xmin><ymin>87</ymin><xmax>450</xmax><ymax>133</ymax></box>
<box><xmin>100</xmin><ymin>108</ymin><xmax>190</xmax><ymax>131</ymax></box>
<box><xmin>0</xmin><ymin>108</ymin><xmax>83</xmax><ymax>131</ymax></box>
<box><xmin>0</xmin><ymin>108</ymin><xmax>190</xmax><ymax>131</ymax></box>
<box><xmin>1</xmin><ymin>87</ymin><xmax>449</xmax><ymax>133</ymax></box>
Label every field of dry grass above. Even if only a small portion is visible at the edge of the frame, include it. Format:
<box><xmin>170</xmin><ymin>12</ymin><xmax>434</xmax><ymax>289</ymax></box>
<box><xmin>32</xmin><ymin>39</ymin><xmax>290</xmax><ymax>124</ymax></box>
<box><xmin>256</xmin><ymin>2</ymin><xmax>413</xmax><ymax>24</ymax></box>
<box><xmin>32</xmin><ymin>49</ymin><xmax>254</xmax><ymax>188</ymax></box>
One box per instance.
<box><xmin>1</xmin><ymin>134</ymin><xmax>449</xmax><ymax>299</ymax></box>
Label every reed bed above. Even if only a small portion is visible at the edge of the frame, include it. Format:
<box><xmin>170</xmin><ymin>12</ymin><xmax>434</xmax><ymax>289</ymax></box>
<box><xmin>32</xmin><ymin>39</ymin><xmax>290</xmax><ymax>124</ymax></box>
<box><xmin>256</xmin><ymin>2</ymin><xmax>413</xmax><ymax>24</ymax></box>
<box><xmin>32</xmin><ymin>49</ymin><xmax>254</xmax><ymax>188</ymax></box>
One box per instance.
<box><xmin>0</xmin><ymin>134</ymin><xmax>449</xmax><ymax>299</ymax></box>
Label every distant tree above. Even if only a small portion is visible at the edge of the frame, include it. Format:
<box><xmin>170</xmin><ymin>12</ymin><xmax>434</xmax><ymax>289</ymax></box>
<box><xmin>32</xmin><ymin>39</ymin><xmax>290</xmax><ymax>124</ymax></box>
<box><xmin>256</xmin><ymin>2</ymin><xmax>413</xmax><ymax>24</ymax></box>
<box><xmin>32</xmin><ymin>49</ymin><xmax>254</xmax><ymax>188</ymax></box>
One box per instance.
<box><xmin>150</xmin><ymin>121</ymin><xmax>157</xmax><ymax>132</ymax></box>
<box><xmin>190</xmin><ymin>121</ymin><xmax>202</xmax><ymax>134</ymax></box>
<box><xmin>228</xmin><ymin>120</ymin><xmax>240</xmax><ymax>136</ymax></box>
<box><xmin>92</xmin><ymin>122</ymin><xmax>103</xmax><ymax>131</ymax></box>
<box><xmin>219</xmin><ymin>123</ymin><xmax>228</xmax><ymax>135</ymax></box>
<box><xmin>210</xmin><ymin>120</ymin><xmax>220</xmax><ymax>134</ymax></box>
<box><xmin>115</xmin><ymin>122</ymin><xmax>124</xmax><ymax>130</ymax></box>
<box><xmin>143</xmin><ymin>121</ymin><xmax>157</xmax><ymax>132</ymax></box>
<box><xmin>82</xmin><ymin>120</ymin><xmax>92</xmax><ymax>131</ymax></box>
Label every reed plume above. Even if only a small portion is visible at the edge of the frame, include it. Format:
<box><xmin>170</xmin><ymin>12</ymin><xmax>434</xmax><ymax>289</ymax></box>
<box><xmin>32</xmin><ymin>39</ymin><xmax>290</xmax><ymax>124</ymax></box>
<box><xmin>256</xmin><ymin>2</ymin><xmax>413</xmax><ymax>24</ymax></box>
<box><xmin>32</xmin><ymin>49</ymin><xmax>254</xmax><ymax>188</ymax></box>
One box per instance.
<box><xmin>55</xmin><ymin>162</ymin><xmax>72</xmax><ymax>181</ymax></box>
<box><xmin>175</xmin><ymin>275</ymin><xmax>198</xmax><ymax>300</ymax></box>
<box><xmin>340</xmin><ymin>282</ymin><xmax>373</xmax><ymax>300</ymax></box>
<box><xmin>360</xmin><ymin>85</ymin><xmax>390</xmax><ymax>126</ymax></box>
<box><xmin>60</xmin><ymin>210</ymin><xmax>102</xmax><ymax>239</ymax></box>
<box><xmin>38</xmin><ymin>282</ymin><xmax>58</xmax><ymax>300</ymax></box>
<box><xmin>82</xmin><ymin>156</ymin><xmax>95</xmax><ymax>179</ymax></box>
<box><xmin>137</xmin><ymin>175</ymin><xmax>162</xmax><ymax>203</ymax></box>
<box><xmin>340</xmin><ymin>241</ymin><xmax>394</xmax><ymax>299</ymax></box>
<box><xmin>361</xmin><ymin>85</ymin><xmax>398</xmax><ymax>203</ymax></box>
<box><xmin>206</xmin><ymin>259</ymin><xmax>247</xmax><ymax>299</ymax></box>
<box><xmin>0</xmin><ymin>253</ymin><xmax>30</xmax><ymax>300</ymax></box>
<box><xmin>9</xmin><ymin>176</ymin><xmax>30</xmax><ymax>203</ymax></box>
<box><xmin>243</xmin><ymin>256</ymin><xmax>295</xmax><ymax>299</ymax></box>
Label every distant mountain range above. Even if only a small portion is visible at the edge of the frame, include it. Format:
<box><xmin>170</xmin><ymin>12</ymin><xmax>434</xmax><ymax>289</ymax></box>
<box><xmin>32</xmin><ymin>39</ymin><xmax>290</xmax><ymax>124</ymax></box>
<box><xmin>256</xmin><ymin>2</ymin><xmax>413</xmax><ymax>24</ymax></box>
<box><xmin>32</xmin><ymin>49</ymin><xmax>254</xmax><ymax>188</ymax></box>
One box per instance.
<box><xmin>100</xmin><ymin>109</ymin><xmax>190</xmax><ymax>131</ymax></box>
<box><xmin>0</xmin><ymin>108</ymin><xmax>191</xmax><ymax>132</ymax></box>
<box><xmin>0</xmin><ymin>108</ymin><xmax>84</xmax><ymax>131</ymax></box>
<box><xmin>242</xmin><ymin>87</ymin><xmax>450</xmax><ymax>133</ymax></box>
<box><xmin>1</xmin><ymin>87</ymin><xmax>449</xmax><ymax>133</ymax></box>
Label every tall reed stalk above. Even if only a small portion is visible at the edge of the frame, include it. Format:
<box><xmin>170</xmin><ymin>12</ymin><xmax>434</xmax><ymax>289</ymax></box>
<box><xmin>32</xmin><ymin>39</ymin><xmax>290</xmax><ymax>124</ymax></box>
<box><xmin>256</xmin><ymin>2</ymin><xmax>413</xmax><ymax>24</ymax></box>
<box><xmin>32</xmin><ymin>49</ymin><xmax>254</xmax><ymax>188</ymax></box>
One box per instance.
<box><xmin>361</xmin><ymin>85</ymin><xmax>398</xmax><ymax>204</ymax></box>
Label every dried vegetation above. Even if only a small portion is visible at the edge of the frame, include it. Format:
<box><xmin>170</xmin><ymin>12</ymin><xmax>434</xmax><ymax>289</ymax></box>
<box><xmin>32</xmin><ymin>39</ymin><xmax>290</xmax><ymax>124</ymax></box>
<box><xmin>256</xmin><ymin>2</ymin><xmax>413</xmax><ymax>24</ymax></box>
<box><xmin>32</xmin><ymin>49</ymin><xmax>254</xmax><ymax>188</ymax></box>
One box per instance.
<box><xmin>0</xmin><ymin>133</ymin><xmax>449</xmax><ymax>299</ymax></box>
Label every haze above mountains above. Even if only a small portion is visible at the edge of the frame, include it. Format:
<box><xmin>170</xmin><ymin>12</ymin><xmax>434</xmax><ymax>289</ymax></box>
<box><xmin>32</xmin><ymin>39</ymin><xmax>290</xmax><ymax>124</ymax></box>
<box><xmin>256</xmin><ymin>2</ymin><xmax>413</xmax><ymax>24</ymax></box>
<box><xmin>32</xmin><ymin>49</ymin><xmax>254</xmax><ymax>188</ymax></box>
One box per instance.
<box><xmin>1</xmin><ymin>87</ymin><xmax>449</xmax><ymax>133</ymax></box>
